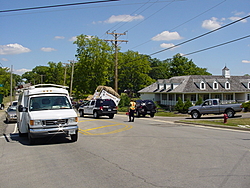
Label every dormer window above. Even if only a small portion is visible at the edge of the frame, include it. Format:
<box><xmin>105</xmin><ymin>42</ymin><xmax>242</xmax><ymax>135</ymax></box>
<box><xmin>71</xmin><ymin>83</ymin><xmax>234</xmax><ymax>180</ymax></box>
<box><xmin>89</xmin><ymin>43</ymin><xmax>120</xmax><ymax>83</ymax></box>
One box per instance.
<box><xmin>248</xmin><ymin>82</ymin><xmax>250</xmax><ymax>89</ymax></box>
<box><xmin>225</xmin><ymin>81</ymin><xmax>230</xmax><ymax>90</ymax></box>
<box><xmin>200</xmin><ymin>81</ymin><xmax>206</xmax><ymax>90</ymax></box>
<box><xmin>213</xmin><ymin>81</ymin><xmax>218</xmax><ymax>90</ymax></box>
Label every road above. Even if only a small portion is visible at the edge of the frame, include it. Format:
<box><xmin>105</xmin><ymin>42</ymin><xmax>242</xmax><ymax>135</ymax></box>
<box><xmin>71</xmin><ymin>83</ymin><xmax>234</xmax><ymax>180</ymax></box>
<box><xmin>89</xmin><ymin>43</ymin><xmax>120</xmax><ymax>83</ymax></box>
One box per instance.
<box><xmin>0</xmin><ymin>113</ymin><xmax>250</xmax><ymax>188</ymax></box>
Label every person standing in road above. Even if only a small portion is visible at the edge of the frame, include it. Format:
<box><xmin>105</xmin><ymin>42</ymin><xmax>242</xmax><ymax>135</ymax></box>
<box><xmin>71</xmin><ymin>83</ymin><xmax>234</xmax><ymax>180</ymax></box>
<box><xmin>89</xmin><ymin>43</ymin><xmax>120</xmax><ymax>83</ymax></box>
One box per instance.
<box><xmin>129</xmin><ymin>99</ymin><xmax>136</xmax><ymax>122</ymax></box>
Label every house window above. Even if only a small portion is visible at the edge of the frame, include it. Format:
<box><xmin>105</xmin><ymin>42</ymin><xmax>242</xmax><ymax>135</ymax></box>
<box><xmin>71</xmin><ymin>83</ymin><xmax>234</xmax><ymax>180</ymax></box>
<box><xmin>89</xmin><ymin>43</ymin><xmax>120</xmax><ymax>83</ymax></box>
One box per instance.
<box><xmin>248</xmin><ymin>82</ymin><xmax>250</xmax><ymax>89</ymax></box>
<box><xmin>200</xmin><ymin>81</ymin><xmax>206</xmax><ymax>90</ymax></box>
<box><xmin>213</xmin><ymin>82</ymin><xmax>218</xmax><ymax>90</ymax></box>
<box><xmin>225</xmin><ymin>94</ymin><xmax>233</xmax><ymax>100</ymax></box>
<box><xmin>169</xmin><ymin>94</ymin><xmax>174</xmax><ymax>101</ymax></box>
<box><xmin>162</xmin><ymin>94</ymin><xmax>167</xmax><ymax>100</ymax></box>
<box><xmin>191</xmin><ymin>94</ymin><xmax>196</xmax><ymax>101</ymax></box>
<box><xmin>247</xmin><ymin>94</ymin><xmax>250</xmax><ymax>100</ymax></box>
<box><xmin>225</xmin><ymin>81</ymin><xmax>230</xmax><ymax>89</ymax></box>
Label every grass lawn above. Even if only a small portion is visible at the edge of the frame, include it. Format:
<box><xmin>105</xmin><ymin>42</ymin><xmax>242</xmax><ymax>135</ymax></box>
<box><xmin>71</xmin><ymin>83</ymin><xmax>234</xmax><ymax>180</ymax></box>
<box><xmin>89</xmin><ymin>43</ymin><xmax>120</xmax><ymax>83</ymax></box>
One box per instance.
<box><xmin>180</xmin><ymin>118</ymin><xmax>250</xmax><ymax>127</ymax></box>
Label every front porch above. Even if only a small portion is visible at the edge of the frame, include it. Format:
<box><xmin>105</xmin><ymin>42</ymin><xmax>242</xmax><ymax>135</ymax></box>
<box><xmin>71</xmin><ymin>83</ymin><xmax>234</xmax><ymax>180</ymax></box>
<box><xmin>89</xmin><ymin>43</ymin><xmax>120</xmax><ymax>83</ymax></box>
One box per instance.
<box><xmin>154</xmin><ymin>93</ymin><xmax>247</xmax><ymax>106</ymax></box>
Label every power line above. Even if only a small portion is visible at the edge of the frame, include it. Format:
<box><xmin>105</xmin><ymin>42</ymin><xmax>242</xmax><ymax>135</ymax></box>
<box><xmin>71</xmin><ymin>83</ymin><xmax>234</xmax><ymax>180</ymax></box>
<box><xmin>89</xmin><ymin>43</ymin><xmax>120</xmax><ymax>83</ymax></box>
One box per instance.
<box><xmin>0</xmin><ymin>0</ymin><xmax>119</xmax><ymax>13</ymax></box>
<box><xmin>183</xmin><ymin>35</ymin><xmax>250</xmax><ymax>57</ymax></box>
<box><xmin>149</xmin><ymin>14</ymin><xmax>250</xmax><ymax>56</ymax></box>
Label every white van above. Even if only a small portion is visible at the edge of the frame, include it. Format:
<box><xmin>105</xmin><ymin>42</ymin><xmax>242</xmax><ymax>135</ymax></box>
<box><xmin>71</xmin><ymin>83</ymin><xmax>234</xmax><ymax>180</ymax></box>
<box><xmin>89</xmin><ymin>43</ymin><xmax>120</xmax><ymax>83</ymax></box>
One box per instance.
<box><xmin>17</xmin><ymin>84</ymin><xmax>78</xmax><ymax>144</ymax></box>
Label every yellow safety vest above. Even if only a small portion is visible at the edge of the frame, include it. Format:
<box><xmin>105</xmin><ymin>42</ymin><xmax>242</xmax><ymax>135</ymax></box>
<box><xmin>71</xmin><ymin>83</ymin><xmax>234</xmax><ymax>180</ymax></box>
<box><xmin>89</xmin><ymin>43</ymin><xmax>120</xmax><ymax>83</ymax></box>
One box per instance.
<box><xmin>130</xmin><ymin>102</ymin><xmax>136</xmax><ymax>110</ymax></box>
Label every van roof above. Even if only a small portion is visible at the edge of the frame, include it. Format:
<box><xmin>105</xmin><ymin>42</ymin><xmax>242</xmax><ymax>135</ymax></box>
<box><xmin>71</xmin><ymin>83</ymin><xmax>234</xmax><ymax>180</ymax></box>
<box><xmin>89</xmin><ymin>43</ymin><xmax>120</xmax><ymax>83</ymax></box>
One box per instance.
<box><xmin>23</xmin><ymin>84</ymin><xmax>69</xmax><ymax>96</ymax></box>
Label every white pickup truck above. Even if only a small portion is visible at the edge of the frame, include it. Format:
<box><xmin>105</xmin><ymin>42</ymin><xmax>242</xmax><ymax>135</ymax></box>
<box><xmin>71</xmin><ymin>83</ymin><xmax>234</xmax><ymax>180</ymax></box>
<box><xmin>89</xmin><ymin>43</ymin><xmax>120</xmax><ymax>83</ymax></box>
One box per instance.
<box><xmin>188</xmin><ymin>99</ymin><xmax>242</xmax><ymax>119</ymax></box>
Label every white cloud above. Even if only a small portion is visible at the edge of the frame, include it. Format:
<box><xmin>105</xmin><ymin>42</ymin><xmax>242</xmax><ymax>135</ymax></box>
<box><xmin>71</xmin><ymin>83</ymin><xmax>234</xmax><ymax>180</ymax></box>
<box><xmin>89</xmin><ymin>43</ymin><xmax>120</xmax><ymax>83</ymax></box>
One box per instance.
<box><xmin>160</xmin><ymin>43</ymin><xmax>178</xmax><ymax>49</ymax></box>
<box><xmin>69</xmin><ymin>36</ymin><xmax>77</xmax><ymax>41</ymax></box>
<box><xmin>1</xmin><ymin>58</ymin><xmax>8</xmax><ymax>61</ymax></box>
<box><xmin>40</xmin><ymin>47</ymin><xmax>56</xmax><ymax>52</ymax></box>
<box><xmin>151</xmin><ymin>31</ymin><xmax>183</xmax><ymax>41</ymax></box>
<box><xmin>14</xmin><ymin>68</ymin><xmax>31</xmax><ymax>75</ymax></box>
<box><xmin>242</xmin><ymin>60</ymin><xmax>250</xmax><ymax>63</ymax></box>
<box><xmin>232</xmin><ymin>11</ymin><xmax>245</xmax><ymax>16</ymax></box>
<box><xmin>229</xmin><ymin>16</ymin><xmax>247</xmax><ymax>23</ymax></box>
<box><xmin>54</xmin><ymin>36</ymin><xmax>65</xmax><ymax>40</ymax></box>
<box><xmin>0</xmin><ymin>43</ymin><xmax>31</xmax><ymax>55</ymax></box>
<box><xmin>202</xmin><ymin>17</ymin><xmax>222</xmax><ymax>30</ymax></box>
<box><xmin>104</xmin><ymin>14</ymin><xmax>144</xmax><ymax>23</ymax></box>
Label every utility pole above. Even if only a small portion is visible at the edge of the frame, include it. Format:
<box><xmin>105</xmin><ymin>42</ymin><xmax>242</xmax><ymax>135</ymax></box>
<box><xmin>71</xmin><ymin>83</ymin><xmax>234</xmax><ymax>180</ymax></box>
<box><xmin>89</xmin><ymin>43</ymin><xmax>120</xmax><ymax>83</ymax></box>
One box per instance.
<box><xmin>62</xmin><ymin>63</ymin><xmax>68</xmax><ymax>86</ymax></box>
<box><xmin>105</xmin><ymin>31</ymin><xmax>128</xmax><ymax>92</ymax></box>
<box><xmin>10</xmin><ymin>65</ymin><xmax>13</xmax><ymax>104</ymax></box>
<box><xmin>68</xmin><ymin>60</ymin><xmax>78</xmax><ymax>97</ymax></box>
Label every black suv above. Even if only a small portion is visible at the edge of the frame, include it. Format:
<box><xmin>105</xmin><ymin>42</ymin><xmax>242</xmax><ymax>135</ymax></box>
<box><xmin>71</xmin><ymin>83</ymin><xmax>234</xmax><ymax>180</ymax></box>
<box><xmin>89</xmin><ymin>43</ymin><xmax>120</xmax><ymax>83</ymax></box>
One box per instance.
<box><xmin>78</xmin><ymin>99</ymin><xmax>117</xmax><ymax>119</ymax></box>
<box><xmin>135</xmin><ymin>100</ymin><xmax>157</xmax><ymax>117</ymax></box>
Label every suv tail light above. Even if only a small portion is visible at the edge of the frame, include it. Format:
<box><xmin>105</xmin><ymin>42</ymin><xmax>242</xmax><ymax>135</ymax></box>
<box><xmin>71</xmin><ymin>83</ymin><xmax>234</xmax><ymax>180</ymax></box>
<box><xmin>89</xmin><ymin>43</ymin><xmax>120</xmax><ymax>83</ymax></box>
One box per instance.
<box><xmin>100</xmin><ymin>106</ymin><xmax>103</xmax><ymax>110</ymax></box>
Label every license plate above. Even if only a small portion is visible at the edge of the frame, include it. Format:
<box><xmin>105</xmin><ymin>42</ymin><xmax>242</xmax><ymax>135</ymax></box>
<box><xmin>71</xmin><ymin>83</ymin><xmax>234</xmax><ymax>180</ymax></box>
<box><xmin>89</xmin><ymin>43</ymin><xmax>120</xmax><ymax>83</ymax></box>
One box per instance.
<box><xmin>108</xmin><ymin>109</ymin><xmax>111</xmax><ymax>111</ymax></box>
<box><xmin>69</xmin><ymin>130</ymin><xmax>76</xmax><ymax>135</ymax></box>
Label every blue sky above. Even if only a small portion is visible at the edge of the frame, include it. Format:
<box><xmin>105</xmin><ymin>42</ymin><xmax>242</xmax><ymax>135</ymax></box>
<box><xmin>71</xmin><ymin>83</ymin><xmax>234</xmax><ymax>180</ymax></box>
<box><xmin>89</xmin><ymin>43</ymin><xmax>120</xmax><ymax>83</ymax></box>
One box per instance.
<box><xmin>0</xmin><ymin>0</ymin><xmax>249</xmax><ymax>76</ymax></box>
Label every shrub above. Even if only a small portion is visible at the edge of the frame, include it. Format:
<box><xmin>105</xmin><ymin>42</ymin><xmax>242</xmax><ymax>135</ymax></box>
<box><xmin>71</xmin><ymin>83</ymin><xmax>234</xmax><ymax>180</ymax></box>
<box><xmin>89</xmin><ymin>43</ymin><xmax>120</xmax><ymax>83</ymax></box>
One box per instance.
<box><xmin>175</xmin><ymin>97</ymin><xmax>184</xmax><ymax>113</ymax></box>
<box><xmin>183</xmin><ymin>98</ymin><xmax>193</xmax><ymax>113</ymax></box>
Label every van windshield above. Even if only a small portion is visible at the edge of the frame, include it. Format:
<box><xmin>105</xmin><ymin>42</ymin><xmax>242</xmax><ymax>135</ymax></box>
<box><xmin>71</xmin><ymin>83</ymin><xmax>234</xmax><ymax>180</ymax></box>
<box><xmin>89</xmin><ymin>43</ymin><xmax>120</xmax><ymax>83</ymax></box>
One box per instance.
<box><xmin>29</xmin><ymin>96</ymin><xmax>72</xmax><ymax>111</ymax></box>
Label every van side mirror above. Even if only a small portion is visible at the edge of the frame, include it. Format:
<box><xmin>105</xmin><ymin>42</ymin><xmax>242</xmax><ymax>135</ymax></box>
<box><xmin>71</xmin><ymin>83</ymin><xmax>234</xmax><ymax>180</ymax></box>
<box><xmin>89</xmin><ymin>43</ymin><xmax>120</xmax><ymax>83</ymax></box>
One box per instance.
<box><xmin>18</xmin><ymin>105</ymin><xmax>28</xmax><ymax>112</ymax></box>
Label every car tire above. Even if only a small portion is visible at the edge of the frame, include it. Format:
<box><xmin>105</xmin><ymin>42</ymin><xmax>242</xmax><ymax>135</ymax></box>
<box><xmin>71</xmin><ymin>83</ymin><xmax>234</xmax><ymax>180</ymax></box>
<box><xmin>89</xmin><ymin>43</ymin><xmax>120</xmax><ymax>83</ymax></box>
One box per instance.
<box><xmin>93</xmin><ymin>111</ymin><xmax>99</xmax><ymax>119</ymax></box>
<box><xmin>5</xmin><ymin>118</ymin><xmax>9</xmax><ymax>124</ymax></box>
<box><xmin>136</xmin><ymin>111</ymin><xmax>140</xmax><ymax>117</ymax></box>
<box><xmin>79</xmin><ymin>110</ymin><xmax>84</xmax><ymax>117</ymax></box>
<box><xmin>109</xmin><ymin>114</ymin><xmax>114</xmax><ymax>119</ymax></box>
<box><xmin>226</xmin><ymin>109</ymin><xmax>235</xmax><ymax>118</ymax></box>
<box><xmin>191</xmin><ymin>110</ymin><xmax>201</xmax><ymax>119</ymax></box>
<box><xmin>150</xmin><ymin>113</ymin><xmax>155</xmax><ymax>118</ymax></box>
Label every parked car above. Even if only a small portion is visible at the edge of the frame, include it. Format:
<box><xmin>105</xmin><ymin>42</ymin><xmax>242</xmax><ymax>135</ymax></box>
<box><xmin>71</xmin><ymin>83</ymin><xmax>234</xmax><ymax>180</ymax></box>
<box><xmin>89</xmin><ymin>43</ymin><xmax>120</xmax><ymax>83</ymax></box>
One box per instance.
<box><xmin>5</xmin><ymin>106</ymin><xmax>17</xmax><ymax>123</ymax></box>
<box><xmin>188</xmin><ymin>98</ymin><xmax>242</xmax><ymax>119</ymax></box>
<box><xmin>135</xmin><ymin>100</ymin><xmax>157</xmax><ymax>117</ymax></box>
<box><xmin>78</xmin><ymin>99</ymin><xmax>117</xmax><ymax>119</ymax></box>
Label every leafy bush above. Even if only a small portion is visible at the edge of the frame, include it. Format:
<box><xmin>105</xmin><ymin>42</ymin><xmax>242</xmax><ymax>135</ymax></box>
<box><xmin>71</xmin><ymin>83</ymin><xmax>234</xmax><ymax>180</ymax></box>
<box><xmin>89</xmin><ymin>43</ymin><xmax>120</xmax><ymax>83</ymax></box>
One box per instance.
<box><xmin>242</xmin><ymin>101</ymin><xmax>250</xmax><ymax>112</ymax></box>
<box><xmin>175</xmin><ymin>97</ymin><xmax>184</xmax><ymax>113</ymax></box>
<box><xmin>195</xmin><ymin>97</ymin><xmax>203</xmax><ymax>105</ymax></box>
<box><xmin>183</xmin><ymin>98</ymin><xmax>193</xmax><ymax>113</ymax></box>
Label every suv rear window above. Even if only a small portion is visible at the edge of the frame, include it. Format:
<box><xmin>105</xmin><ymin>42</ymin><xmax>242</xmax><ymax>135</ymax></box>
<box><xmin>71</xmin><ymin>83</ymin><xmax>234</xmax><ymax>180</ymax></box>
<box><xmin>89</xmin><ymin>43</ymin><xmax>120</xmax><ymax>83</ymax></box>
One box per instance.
<box><xmin>96</xmin><ymin>99</ymin><xmax>116</xmax><ymax>107</ymax></box>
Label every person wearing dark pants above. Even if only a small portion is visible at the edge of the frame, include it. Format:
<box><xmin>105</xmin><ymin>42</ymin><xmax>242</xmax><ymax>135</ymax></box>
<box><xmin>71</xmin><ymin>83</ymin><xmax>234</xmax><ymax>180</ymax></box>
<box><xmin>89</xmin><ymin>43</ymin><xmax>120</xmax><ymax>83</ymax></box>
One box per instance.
<box><xmin>129</xmin><ymin>99</ymin><xmax>136</xmax><ymax>122</ymax></box>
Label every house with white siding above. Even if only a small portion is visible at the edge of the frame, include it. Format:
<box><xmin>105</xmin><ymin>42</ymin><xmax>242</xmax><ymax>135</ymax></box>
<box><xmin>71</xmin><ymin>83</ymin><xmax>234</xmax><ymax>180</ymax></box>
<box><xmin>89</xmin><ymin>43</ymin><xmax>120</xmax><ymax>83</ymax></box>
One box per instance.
<box><xmin>138</xmin><ymin>66</ymin><xmax>250</xmax><ymax>107</ymax></box>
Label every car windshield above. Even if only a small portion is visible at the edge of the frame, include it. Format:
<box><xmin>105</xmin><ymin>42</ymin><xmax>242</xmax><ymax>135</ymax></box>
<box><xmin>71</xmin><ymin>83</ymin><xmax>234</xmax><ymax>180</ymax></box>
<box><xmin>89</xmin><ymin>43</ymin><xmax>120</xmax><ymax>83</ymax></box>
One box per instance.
<box><xmin>8</xmin><ymin>106</ymin><xmax>17</xmax><ymax>111</ymax></box>
<box><xmin>29</xmin><ymin>96</ymin><xmax>72</xmax><ymax>111</ymax></box>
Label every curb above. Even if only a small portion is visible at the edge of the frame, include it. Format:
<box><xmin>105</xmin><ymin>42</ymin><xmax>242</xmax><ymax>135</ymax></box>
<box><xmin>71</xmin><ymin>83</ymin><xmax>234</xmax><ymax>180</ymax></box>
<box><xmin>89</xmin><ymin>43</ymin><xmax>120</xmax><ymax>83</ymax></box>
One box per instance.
<box><xmin>174</xmin><ymin>120</ymin><xmax>250</xmax><ymax>131</ymax></box>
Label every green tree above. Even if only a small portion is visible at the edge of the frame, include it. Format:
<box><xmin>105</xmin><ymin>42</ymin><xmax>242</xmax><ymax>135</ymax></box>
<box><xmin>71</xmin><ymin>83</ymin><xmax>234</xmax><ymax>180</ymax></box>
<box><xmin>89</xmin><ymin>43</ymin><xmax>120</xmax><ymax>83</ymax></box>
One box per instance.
<box><xmin>74</xmin><ymin>34</ymin><xmax>113</xmax><ymax>95</ymax></box>
<box><xmin>167</xmin><ymin>54</ymin><xmax>211</xmax><ymax>77</ymax></box>
<box><xmin>46</xmin><ymin>62</ymin><xmax>64</xmax><ymax>85</ymax></box>
<box><xmin>148</xmin><ymin>57</ymin><xmax>170</xmax><ymax>79</ymax></box>
<box><xmin>118</xmin><ymin>51</ymin><xmax>154</xmax><ymax>94</ymax></box>
<box><xmin>183</xmin><ymin>98</ymin><xmax>193</xmax><ymax>113</ymax></box>
<box><xmin>175</xmin><ymin>97</ymin><xmax>184</xmax><ymax>113</ymax></box>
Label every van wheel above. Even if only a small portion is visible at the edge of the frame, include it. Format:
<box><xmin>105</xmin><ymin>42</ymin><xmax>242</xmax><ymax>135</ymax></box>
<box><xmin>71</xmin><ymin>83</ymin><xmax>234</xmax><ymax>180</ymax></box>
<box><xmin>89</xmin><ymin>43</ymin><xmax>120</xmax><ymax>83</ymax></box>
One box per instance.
<box><xmin>18</xmin><ymin>130</ymin><xmax>26</xmax><ymax>137</ymax></box>
<box><xmin>71</xmin><ymin>131</ymin><xmax>78</xmax><ymax>142</ymax></box>
<box><xmin>93</xmin><ymin>111</ymin><xmax>99</xmax><ymax>119</ymax></box>
<box><xmin>28</xmin><ymin>130</ymin><xmax>35</xmax><ymax>145</ymax></box>
<box><xmin>191</xmin><ymin>110</ymin><xmax>201</xmax><ymax>119</ymax></box>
